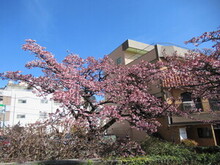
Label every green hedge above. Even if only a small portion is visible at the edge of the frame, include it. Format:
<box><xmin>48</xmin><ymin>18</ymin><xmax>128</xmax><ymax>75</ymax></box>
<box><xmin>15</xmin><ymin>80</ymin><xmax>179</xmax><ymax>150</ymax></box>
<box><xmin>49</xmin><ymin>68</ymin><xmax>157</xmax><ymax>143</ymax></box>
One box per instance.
<box><xmin>192</xmin><ymin>146</ymin><xmax>220</xmax><ymax>154</ymax></box>
<box><xmin>117</xmin><ymin>156</ymin><xmax>193</xmax><ymax>165</ymax></box>
<box><xmin>116</xmin><ymin>154</ymin><xmax>220</xmax><ymax>165</ymax></box>
<box><xmin>125</xmin><ymin>137</ymin><xmax>220</xmax><ymax>165</ymax></box>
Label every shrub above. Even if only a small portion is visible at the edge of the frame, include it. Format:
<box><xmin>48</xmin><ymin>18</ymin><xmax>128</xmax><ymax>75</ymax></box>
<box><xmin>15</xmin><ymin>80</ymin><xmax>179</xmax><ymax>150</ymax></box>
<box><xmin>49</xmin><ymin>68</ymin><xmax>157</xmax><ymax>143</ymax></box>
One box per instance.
<box><xmin>0</xmin><ymin>120</ymin><xmax>144</xmax><ymax>163</ymax></box>
<box><xmin>140</xmin><ymin>137</ymin><xmax>220</xmax><ymax>165</ymax></box>
<box><xmin>118</xmin><ymin>155</ymin><xmax>198</xmax><ymax>165</ymax></box>
<box><xmin>195</xmin><ymin>152</ymin><xmax>220</xmax><ymax>165</ymax></box>
<box><xmin>192</xmin><ymin>146</ymin><xmax>220</xmax><ymax>154</ymax></box>
<box><xmin>141</xmin><ymin>137</ymin><xmax>194</xmax><ymax>156</ymax></box>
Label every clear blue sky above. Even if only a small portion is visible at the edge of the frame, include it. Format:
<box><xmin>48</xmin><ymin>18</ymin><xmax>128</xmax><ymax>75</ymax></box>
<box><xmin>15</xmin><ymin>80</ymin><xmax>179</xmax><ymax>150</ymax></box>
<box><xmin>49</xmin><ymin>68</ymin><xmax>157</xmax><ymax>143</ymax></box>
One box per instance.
<box><xmin>0</xmin><ymin>0</ymin><xmax>219</xmax><ymax>87</ymax></box>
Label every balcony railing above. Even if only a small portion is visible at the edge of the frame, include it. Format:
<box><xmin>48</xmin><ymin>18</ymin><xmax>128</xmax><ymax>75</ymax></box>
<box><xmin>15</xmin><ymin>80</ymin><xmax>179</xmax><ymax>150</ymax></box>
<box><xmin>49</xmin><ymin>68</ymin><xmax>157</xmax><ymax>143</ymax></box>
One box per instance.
<box><xmin>179</xmin><ymin>101</ymin><xmax>220</xmax><ymax>112</ymax></box>
<box><xmin>179</xmin><ymin>101</ymin><xmax>202</xmax><ymax>112</ymax></box>
<box><xmin>169</xmin><ymin>100</ymin><xmax>220</xmax><ymax>125</ymax></box>
<box><xmin>181</xmin><ymin>102</ymin><xmax>196</xmax><ymax>111</ymax></box>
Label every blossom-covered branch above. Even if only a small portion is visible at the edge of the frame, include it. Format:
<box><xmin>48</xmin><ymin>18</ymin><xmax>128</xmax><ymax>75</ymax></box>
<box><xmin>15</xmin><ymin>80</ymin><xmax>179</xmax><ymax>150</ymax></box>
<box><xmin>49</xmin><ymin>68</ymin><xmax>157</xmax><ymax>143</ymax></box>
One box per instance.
<box><xmin>0</xmin><ymin>39</ymin><xmax>179</xmax><ymax>133</ymax></box>
<box><xmin>164</xmin><ymin>29</ymin><xmax>220</xmax><ymax>99</ymax></box>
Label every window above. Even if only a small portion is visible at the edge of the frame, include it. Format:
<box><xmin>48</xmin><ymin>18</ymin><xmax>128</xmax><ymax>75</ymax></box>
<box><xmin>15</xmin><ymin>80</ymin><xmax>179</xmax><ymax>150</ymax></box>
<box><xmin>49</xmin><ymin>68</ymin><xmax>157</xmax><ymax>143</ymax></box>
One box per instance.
<box><xmin>0</xmin><ymin>96</ymin><xmax>3</xmax><ymax>102</ymax></box>
<box><xmin>54</xmin><ymin>101</ymin><xmax>60</xmax><ymax>105</ymax></box>
<box><xmin>180</xmin><ymin>92</ymin><xmax>203</xmax><ymax>111</ymax></box>
<box><xmin>18</xmin><ymin>99</ymin><xmax>27</xmax><ymax>103</ymax></box>
<box><xmin>181</xmin><ymin>92</ymin><xmax>192</xmax><ymax>102</ymax></box>
<box><xmin>179</xmin><ymin>127</ymin><xmax>187</xmax><ymax>140</ymax></box>
<box><xmin>0</xmin><ymin>96</ymin><xmax>3</xmax><ymax>105</ymax></box>
<box><xmin>17</xmin><ymin>114</ymin><xmax>26</xmax><ymax>119</ymax></box>
<box><xmin>39</xmin><ymin>111</ymin><xmax>47</xmax><ymax>119</ymax></box>
<box><xmin>194</xmin><ymin>98</ymin><xmax>203</xmax><ymax>110</ymax></box>
<box><xmin>209</xmin><ymin>99</ymin><xmax>220</xmax><ymax>111</ymax></box>
<box><xmin>116</xmin><ymin>57</ymin><xmax>122</xmax><ymax>65</ymax></box>
<box><xmin>197</xmin><ymin>128</ymin><xmax>212</xmax><ymax>138</ymax></box>
<box><xmin>41</xmin><ymin>99</ymin><xmax>48</xmax><ymax>104</ymax></box>
<box><xmin>181</xmin><ymin>92</ymin><xmax>193</xmax><ymax>111</ymax></box>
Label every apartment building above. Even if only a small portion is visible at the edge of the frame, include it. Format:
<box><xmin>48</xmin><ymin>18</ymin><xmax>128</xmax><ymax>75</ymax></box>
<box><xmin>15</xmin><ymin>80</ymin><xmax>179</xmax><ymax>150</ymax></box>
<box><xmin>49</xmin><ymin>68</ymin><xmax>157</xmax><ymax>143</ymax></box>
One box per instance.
<box><xmin>0</xmin><ymin>81</ymin><xmax>60</xmax><ymax>128</ymax></box>
<box><xmin>108</xmin><ymin>39</ymin><xmax>220</xmax><ymax>146</ymax></box>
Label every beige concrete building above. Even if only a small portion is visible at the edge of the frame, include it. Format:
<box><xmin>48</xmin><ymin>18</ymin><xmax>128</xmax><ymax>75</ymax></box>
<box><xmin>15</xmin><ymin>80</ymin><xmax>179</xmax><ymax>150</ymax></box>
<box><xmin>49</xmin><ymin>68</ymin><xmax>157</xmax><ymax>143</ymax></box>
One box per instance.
<box><xmin>108</xmin><ymin>39</ymin><xmax>220</xmax><ymax>146</ymax></box>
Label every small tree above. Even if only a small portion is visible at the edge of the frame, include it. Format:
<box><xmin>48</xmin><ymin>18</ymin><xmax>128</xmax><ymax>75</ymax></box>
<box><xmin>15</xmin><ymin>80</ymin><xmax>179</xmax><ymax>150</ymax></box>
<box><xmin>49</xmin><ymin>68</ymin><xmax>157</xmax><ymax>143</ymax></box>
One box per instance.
<box><xmin>0</xmin><ymin>39</ymin><xmax>177</xmax><ymax>134</ymax></box>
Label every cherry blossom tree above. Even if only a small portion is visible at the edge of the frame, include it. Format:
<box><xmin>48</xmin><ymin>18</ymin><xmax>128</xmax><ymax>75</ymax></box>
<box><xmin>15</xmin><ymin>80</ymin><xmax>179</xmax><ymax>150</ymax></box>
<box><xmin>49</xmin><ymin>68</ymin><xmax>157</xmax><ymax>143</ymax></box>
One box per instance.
<box><xmin>1</xmin><ymin>29</ymin><xmax>219</xmax><ymax>134</ymax></box>
<box><xmin>163</xmin><ymin>29</ymin><xmax>220</xmax><ymax>99</ymax></box>
<box><xmin>0</xmin><ymin>39</ymin><xmax>177</xmax><ymax>134</ymax></box>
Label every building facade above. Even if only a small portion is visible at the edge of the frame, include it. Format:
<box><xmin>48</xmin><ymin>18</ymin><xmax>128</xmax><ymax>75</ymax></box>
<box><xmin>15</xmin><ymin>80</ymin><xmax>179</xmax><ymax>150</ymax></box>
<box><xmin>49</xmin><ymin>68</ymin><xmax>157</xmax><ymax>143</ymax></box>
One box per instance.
<box><xmin>0</xmin><ymin>81</ymin><xmax>60</xmax><ymax>128</ymax></box>
<box><xmin>108</xmin><ymin>39</ymin><xmax>220</xmax><ymax>146</ymax></box>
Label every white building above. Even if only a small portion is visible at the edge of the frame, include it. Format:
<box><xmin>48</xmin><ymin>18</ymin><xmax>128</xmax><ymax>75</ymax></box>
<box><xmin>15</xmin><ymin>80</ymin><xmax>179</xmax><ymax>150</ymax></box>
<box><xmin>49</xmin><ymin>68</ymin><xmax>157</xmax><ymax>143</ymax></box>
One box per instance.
<box><xmin>0</xmin><ymin>81</ymin><xmax>60</xmax><ymax>127</ymax></box>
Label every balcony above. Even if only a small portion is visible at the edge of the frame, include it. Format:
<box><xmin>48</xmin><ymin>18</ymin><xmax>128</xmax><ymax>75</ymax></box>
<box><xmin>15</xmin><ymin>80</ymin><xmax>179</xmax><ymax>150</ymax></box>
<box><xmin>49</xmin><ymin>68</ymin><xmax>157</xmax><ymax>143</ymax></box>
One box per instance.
<box><xmin>178</xmin><ymin>101</ymin><xmax>204</xmax><ymax>112</ymax></box>
<box><xmin>170</xmin><ymin>101</ymin><xmax>220</xmax><ymax>125</ymax></box>
<box><xmin>179</xmin><ymin>101</ymin><xmax>220</xmax><ymax>112</ymax></box>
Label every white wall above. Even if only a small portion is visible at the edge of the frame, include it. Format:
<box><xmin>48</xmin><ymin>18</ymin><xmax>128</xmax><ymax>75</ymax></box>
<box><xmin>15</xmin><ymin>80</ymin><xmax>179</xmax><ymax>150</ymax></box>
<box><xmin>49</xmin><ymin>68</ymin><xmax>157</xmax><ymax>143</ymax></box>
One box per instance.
<box><xmin>3</xmin><ymin>87</ymin><xmax>60</xmax><ymax>126</ymax></box>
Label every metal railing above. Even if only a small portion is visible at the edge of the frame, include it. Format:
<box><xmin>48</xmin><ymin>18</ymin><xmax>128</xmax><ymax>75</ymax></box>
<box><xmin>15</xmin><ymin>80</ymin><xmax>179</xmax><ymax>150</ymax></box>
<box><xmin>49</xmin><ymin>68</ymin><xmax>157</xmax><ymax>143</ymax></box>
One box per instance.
<box><xmin>179</xmin><ymin>101</ymin><xmax>220</xmax><ymax>112</ymax></box>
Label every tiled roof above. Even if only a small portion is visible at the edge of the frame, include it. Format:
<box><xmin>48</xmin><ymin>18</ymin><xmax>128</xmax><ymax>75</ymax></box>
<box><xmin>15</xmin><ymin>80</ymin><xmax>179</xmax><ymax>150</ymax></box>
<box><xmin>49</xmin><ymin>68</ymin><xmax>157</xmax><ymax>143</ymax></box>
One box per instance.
<box><xmin>162</xmin><ymin>74</ymin><xmax>194</xmax><ymax>88</ymax></box>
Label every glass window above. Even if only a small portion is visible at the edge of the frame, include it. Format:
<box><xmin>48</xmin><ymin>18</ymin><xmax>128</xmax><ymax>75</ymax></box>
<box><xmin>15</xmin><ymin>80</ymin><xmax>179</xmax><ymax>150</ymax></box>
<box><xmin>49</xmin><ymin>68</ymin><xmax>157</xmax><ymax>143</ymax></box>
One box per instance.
<box><xmin>116</xmin><ymin>57</ymin><xmax>122</xmax><ymax>65</ymax></box>
<box><xmin>209</xmin><ymin>99</ymin><xmax>220</xmax><ymax>111</ymax></box>
<box><xmin>17</xmin><ymin>114</ymin><xmax>26</xmax><ymax>119</ymax></box>
<box><xmin>179</xmin><ymin>127</ymin><xmax>187</xmax><ymax>140</ymax></box>
<box><xmin>181</xmin><ymin>92</ymin><xmax>192</xmax><ymax>102</ymax></box>
<box><xmin>41</xmin><ymin>99</ymin><xmax>48</xmax><ymax>104</ymax></box>
<box><xmin>54</xmin><ymin>101</ymin><xmax>60</xmax><ymax>105</ymax></box>
<box><xmin>194</xmin><ymin>98</ymin><xmax>203</xmax><ymax>110</ymax></box>
<box><xmin>18</xmin><ymin>99</ymin><xmax>27</xmax><ymax>103</ymax></box>
<box><xmin>181</xmin><ymin>92</ymin><xmax>203</xmax><ymax>111</ymax></box>
<box><xmin>197</xmin><ymin>128</ymin><xmax>212</xmax><ymax>138</ymax></box>
<box><xmin>0</xmin><ymin>96</ymin><xmax>3</xmax><ymax>102</ymax></box>
<box><xmin>39</xmin><ymin>111</ymin><xmax>47</xmax><ymax>119</ymax></box>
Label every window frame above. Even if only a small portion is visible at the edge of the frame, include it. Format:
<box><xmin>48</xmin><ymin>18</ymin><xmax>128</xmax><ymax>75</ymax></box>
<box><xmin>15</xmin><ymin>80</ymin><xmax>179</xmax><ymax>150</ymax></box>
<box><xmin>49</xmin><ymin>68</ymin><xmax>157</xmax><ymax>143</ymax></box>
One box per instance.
<box><xmin>17</xmin><ymin>114</ymin><xmax>26</xmax><ymax>119</ymax></box>
<box><xmin>197</xmin><ymin>127</ymin><xmax>212</xmax><ymax>138</ymax></box>
<box><xmin>116</xmin><ymin>57</ymin><xmax>122</xmax><ymax>65</ymax></box>
<box><xmin>39</xmin><ymin>111</ymin><xmax>48</xmax><ymax>119</ymax></box>
<box><xmin>41</xmin><ymin>99</ymin><xmax>48</xmax><ymax>104</ymax></box>
<box><xmin>18</xmin><ymin>99</ymin><xmax>27</xmax><ymax>104</ymax></box>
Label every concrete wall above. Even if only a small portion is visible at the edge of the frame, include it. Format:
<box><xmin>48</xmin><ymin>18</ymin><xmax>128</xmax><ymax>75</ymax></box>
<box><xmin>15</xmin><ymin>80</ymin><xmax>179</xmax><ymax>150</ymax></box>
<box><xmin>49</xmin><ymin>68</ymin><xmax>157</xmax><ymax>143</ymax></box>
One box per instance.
<box><xmin>107</xmin><ymin>120</ymin><xmax>148</xmax><ymax>142</ymax></box>
<box><xmin>3</xmin><ymin>96</ymin><xmax>11</xmax><ymax>105</ymax></box>
<box><xmin>186</xmin><ymin>124</ymin><xmax>216</xmax><ymax>146</ymax></box>
<box><xmin>157</xmin><ymin>44</ymin><xmax>188</xmax><ymax>58</ymax></box>
<box><xmin>108</xmin><ymin>40</ymin><xmax>155</xmax><ymax>65</ymax></box>
<box><xmin>157</xmin><ymin>117</ymin><xmax>216</xmax><ymax>146</ymax></box>
<box><xmin>157</xmin><ymin>117</ymin><xmax>181</xmax><ymax>143</ymax></box>
<box><xmin>159</xmin><ymin>88</ymin><xmax>218</xmax><ymax>146</ymax></box>
<box><xmin>108</xmin><ymin>45</ymin><xmax>126</xmax><ymax>65</ymax></box>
